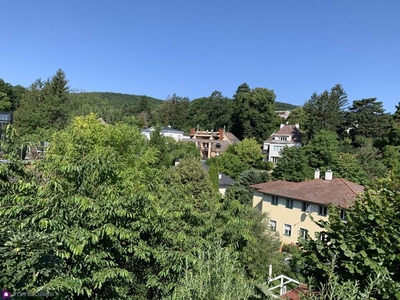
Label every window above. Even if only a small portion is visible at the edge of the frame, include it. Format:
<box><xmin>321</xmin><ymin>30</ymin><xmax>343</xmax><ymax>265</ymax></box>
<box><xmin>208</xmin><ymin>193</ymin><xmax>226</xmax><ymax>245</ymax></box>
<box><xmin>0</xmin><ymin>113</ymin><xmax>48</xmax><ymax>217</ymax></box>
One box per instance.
<box><xmin>273</xmin><ymin>145</ymin><xmax>285</xmax><ymax>151</ymax></box>
<box><xmin>284</xmin><ymin>224</ymin><xmax>292</xmax><ymax>236</ymax></box>
<box><xmin>320</xmin><ymin>232</ymin><xmax>327</xmax><ymax>242</ymax></box>
<box><xmin>286</xmin><ymin>199</ymin><xmax>293</xmax><ymax>209</ymax></box>
<box><xmin>299</xmin><ymin>228</ymin><xmax>308</xmax><ymax>239</ymax></box>
<box><xmin>318</xmin><ymin>206</ymin><xmax>328</xmax><ymax>216</ymax></box>
<box><xmin>270</xmin><ymin>220</ymin><xmax>277</xmax><ymax>231</ymax></box>
<box><xmin>271</xmin><ymin>196</ymin><xmax>278</xmax><ymax>205</ymax></box>
<box><xmin>271</xmin><ymin>157</ymin><xmax>279</xmax><ymax>163</ymax></box>
<box><xmin>216</xmin><ymin>143</ymin><xmax>221</xmax><ymax>149</ymax></box>
<box><xmin>301</xmin><ymin>202</ymin><xmax>309</xmax><ymax>212</ymax></box>
<box><xmin>340</xmin><ymin>209</ymin><xmax>347</xmax><ymax>221</ymax></box>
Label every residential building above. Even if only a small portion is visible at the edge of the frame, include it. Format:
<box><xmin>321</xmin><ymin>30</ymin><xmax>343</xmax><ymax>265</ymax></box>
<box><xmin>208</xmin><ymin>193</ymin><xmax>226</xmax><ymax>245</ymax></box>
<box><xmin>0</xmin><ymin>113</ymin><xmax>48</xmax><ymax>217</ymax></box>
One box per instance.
<box><xmin>250</xmin><ymin>170</ymin><xmax>364</xmax><ymax>244</ymax></box>
<box><xmin>202</xmin><ymin>163</ymin><xmax>236</xmax><ymax>196</ymax></box>
<box><xmin>0</xmin><ymin>111</ymin><xmax>12</xmax><ymax>143</ymax></box>
<box><xmin>275</xmin><ymin>110</ymin><xmax>291</xmax><ymax>119</ymax></box>
<box><xmin>263</xmin><ymin>124</ymin><xmax>301</xmax><ymax>163</ymax></box>
<box><xmin>189</xmin><ymin>128</ymin><xmax>240</xmax><ymax>160</ymax></box>
<box><xmin>141</xmin><ymin>126</ymin><xmax>190</xmax><ymax>141</ymax></box>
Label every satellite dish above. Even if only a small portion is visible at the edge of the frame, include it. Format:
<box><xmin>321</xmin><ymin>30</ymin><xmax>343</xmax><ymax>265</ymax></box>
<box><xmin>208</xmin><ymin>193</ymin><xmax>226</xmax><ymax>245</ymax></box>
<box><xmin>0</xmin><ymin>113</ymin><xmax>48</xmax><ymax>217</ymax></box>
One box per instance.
<box><xmin>306</xmin><ymin>205</ymin><xmax>316</xmax><ymax>213</ymax></box>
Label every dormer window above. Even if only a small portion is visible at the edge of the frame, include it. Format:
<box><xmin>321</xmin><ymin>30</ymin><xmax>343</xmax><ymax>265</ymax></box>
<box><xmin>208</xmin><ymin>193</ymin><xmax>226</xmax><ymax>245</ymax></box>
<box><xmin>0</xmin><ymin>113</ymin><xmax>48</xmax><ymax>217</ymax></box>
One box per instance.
<box><xmin>216</xmin><ymin>142</ymin><xmax>221</xmax><ymax>149</ymax></box>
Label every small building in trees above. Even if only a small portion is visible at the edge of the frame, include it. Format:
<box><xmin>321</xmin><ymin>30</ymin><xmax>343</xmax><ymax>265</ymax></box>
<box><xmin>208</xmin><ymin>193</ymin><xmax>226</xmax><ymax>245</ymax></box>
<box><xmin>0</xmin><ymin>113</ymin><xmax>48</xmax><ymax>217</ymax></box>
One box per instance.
<box><xmin>250</xmin><ymin>170</ymin><xmax>364</xmax><ymax>244</ymax></box>
<box><xmin>141</xmin><ymin>126</ymin><xmax>189</xmax><ymax>141</ymax></box>
<box><xmin>263</xmin><ymin>123</ymin><xmax>302</xmax><ymax>163</ymax></box>
<box><xmin>0</xmin><ymin>111</ymin><xmax>13</xmax><ymax>143</ymax></box>
<box><xmin>202</xmin><ymin>163</ymin><xmax>236</xmax><ymax>196</ymax></box>
<box><xmin>189</xmin><ymin>127</ymin><xmax>240</xmax><ymax>160</ymax></box>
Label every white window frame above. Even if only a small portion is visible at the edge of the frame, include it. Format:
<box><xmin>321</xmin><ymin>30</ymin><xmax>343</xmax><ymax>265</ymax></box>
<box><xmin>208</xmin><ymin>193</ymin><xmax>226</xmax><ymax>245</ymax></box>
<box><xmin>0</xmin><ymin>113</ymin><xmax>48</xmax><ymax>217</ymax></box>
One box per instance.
<box><xmin>270</xmin><ymin>220</ymin><xmax>277</xmax><ymax>231</ymax></box>
<box><xmin>284</xmin><ymin>224</ymin><xmax>292</xmax><ymax>236</ymax></box>
<box><xmin>299</xmin><ymin>228</ymin><xmax>308</xmax><ymax>239</ymax></box>
<box><xmin>318</xmin><ymin>206</ymin><xmax>328</xmax><ymax>216</ymax></box>
<box><xmin>286</xmin><ymin>199</ymin><xmax>293</xmax><ymax>209</ymax></box>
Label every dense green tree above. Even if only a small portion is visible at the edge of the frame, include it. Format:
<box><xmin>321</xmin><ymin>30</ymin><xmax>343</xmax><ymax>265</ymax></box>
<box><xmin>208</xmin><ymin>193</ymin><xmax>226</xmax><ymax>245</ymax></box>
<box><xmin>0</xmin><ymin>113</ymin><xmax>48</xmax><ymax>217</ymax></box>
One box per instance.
<box><xmin>172</xmin><ymin>241</ymin><xmax>255</xmax><ymax>300</ymax></box>
<box><xmin>273</xmin><ymin>146</ymin><xmax>314</xmax><ymax>182</ymax></box>
<box><xmin>330</xmin><ymin>152</ymin><xmax>370</xmax><ymax>185</ymax></box>
<box><xmin>297</xmin><ymin>172</ymin><xmax>400</xmax><ymax>299</ymax></box>
<box><xmin>346</xmin><ymin>98</ymin><xmax>391</xmax><ymax>142</ymax></box>
<box><xmin>214</xmin><ymin>152</ymin><xmax>248</xmax><ymax>179</ymax></box>
<box><xmin>159</xmin><ymin>94</ymin><xmax>190</xmax><ymax>130</ymax></box>
<box><xmin>0</xmin><ymin>78</ymin><xmax>26</xmax><ymax>110</ymax></box>
<box><xmin>14</xmin><ymin>70</ymin><xmax>71</xmax><ymax>136</ymax></box>
<box><xmin>305</xmin><ymin>130</ymin><xmax>339</xmax><ymax>169</ymax></box>
<box><xmin>286</xmin><ymin>106</ymin><xmax>306</xmax><ymax>126</ymax></box>
<box><xmin>0</xmin><ymin>91</ymin><xmax>12</xmax><ymax>110</ymax></box>
<box><xmin>170</xmin><ymin>140</ymin><xmax>200</xmax><ymax>163</ymax></box>
<box><xmin>303</xmin><ymin>84</ymin><xmax>348</xmax><ymax>140</ymax></box>
<box><xmin>209</xmin><ymin>161</ymin><xmax>219</xmax><ymax>193</ymax></box>
<box><xmin>149</xmin><ymin>126</ymin><xmax>173</xmax><ymax>168</ymax></box>
<box><xmin>227</xmin><ymin>138</ymin><xmax>264</xmax><ymax>168</ymax></box>
<box><xmin>232</xmin><ymin>83</ymin><xmax>279</xmax><ymax>142</ymax></box>
<box><xmin>68</xmin><ymin>92</ymin><xmax>124</xmax><ymax>124</ymax></box>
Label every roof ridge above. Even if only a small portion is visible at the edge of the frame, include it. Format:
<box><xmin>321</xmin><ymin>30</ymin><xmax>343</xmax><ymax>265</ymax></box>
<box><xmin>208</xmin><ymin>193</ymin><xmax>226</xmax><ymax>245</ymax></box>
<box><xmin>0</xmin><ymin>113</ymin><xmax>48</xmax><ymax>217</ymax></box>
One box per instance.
<box><xmin>338</xmin><ymin>178</ymin><xmax>358</xmax><ymax>196</ymax></box>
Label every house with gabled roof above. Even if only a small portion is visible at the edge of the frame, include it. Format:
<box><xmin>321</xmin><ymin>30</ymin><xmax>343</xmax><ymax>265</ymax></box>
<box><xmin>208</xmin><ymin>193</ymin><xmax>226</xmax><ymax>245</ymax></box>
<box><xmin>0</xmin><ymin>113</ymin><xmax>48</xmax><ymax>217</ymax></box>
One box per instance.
<box><xmin>250</xmin><ymin>170</ymin><xmax>364</xmax><ymax>244</ymax></box>
<box><xmin>263</xmin><ymin>123</ymin><xmax>302</xmax><ymax>164</ymax></box>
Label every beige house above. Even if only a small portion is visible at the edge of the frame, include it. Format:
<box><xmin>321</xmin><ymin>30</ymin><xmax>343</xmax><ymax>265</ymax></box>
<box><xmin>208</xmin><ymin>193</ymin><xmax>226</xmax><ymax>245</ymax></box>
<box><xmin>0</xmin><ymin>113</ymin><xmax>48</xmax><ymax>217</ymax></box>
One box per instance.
<box><xmin>189</xmin><ymin>128</ymin><xmax>240</xmax><ymax>160</ymax></box>
<box><xmin>263</xmin><ymin>124</ymin><xmax>302</xmax><ymax>163</ymax></box>
<box><xmin>250</xmin><ymin>170</ymin><xmax>364</xmax><ymax>244</ymax></box>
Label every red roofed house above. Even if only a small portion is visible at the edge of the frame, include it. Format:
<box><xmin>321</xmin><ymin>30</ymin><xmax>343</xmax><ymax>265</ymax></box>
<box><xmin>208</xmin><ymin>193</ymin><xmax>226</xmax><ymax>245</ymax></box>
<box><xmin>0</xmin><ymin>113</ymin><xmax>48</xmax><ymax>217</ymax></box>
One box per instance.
<box><xmin>250</xmin><ymin>170</ymin><xmax>364</xmax><ymax>244</ymax></box>
<box><xmin>263</xmin><ymin>123</ymin><xmax>302</xmax><ymax>164</ymax></box>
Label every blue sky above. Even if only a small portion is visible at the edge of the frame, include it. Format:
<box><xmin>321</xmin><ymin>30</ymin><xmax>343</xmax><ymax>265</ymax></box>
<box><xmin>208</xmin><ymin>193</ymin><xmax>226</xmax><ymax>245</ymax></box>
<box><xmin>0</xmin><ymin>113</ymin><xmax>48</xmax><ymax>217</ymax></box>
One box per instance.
<box><xmin>1</xmin><ymin>1</ymin><xmax>399</xmax><ymax>111</ymax></box>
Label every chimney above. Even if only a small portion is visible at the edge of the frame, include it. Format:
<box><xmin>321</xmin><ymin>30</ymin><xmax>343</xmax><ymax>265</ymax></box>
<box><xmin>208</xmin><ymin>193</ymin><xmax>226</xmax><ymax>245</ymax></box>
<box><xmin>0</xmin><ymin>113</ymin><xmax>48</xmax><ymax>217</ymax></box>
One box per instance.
<box><xmin>218</xmin><ymin>173</ymin><xmax>222</xmax><ymax>179</ymax></box>
<box><xmin>190</xmin><ymin>128</ymin><xmax>195</xmax><ymax>135</ymax></box>
<box><xmin>314</xmin><ymin>169</ymin><xmax>320</xmax><ymax>179</ymax></box>
<box><xmin>280</xmin><ymin>124</ymin><xmax>285</xmax><ymax>129</ymax></box>
<box><xmin>295</xmin><ymin>123</ymin><xmax>300</xmax><ymax>129</ymax></box>
<box><xmin>218</xmin><ymin>128</ymin><xmax>224</xmax><ymax>140</ymax></box>
<box><xmin>325</xmin><ymin>170</ymin><xmax>333</xmax><ymax>181</ymax></box>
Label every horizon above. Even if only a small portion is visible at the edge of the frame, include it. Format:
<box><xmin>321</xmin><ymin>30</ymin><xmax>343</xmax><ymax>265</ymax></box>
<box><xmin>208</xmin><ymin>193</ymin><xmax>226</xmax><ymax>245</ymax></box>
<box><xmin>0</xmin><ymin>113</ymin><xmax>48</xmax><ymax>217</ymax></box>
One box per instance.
<box><xmin>1</xmin><ymin>1</ymin><xmax>399</xmax><ymax>112</ymax></box>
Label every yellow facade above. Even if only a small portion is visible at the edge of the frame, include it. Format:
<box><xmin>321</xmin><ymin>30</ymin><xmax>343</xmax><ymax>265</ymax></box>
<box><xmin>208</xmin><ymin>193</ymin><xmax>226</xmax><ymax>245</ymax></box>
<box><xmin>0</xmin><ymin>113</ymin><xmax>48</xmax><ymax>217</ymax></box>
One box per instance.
<box><xmin>253</xmin><ymin>191</ymin><xmax>328</xmax><ymax>244</ymax></box>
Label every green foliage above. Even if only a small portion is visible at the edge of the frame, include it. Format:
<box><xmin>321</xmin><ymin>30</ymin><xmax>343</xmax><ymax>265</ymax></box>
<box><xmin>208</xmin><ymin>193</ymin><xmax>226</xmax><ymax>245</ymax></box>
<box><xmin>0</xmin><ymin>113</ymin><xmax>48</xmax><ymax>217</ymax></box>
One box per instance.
<box><xmin>149</xmin><ymin>126</ymin><xmax>173</xmax><ymax>168</ymax></box>
<box><xmin>297</xmin><ymin>172</ymin><xmax>400</xmax><ymax>299</ymax></box>
<box><xmin>188</xmin><ymin>91</ymin><xmax>233</xmax><ymax>132</ymax></box>
<box><xmin>14</xmin><ymin>70</ymin><xmax>71</xmax><ymax>137</ymax></box>
<box><xmin>0</xmin><ymin>78</ymin><xmax>26</xmax><ymax>110</ymax></box>
<box><xmin>213</xmin><ymin>152</ymin><xmax>248</xmax><ymax>179</ymax></box>
<box><xmin>228</xmin><ymin>138</ymin><xmax>264</xmax><ymax>167</ymax></box>
<box><xmin>305</xmin><ymin>130</ymin><xmax>340</xmax><ymax>169</ymax></box>
<box><xmin>273</xmin><ymin>146</ymin><xmax>314</xmax><ymax>182</ymax></box>
<box><xmin>232</xmin><ymin>83</ymin><xmax>280</xmax><ymax>142</ymax></box>
<box><xmin>209</xmin><ymin>162</ymin><xmax>219</xmax><ymax>193</ymax></box>
<box><xmin>158</xmin><ymin>94</ymin><xmax>190</xmax><ymax>131</ymax></box>
<box><xmin>171</xmin><ymin>241</ymin><xmax>255</xmax><ymax>300</ymax></box>
<box><xmin>301</xmin><ymin>259</ymin><xmax>387</xmax><ymax>300</ymax></box>
<box><xmin>170</xmin><ymin>140</ymin><xmax>200</xmax><ymax>163</ymax></box>
<box><xmin>68</xmin><ymin>92</ymin><xmax>124</xmax><ymax>124</ymax></box>
<box><xmin>303</xmin><ymin>84</ymin><xmax>348</xmax><ymax>140</ymax></box>
<box><xmin>347</xmin><ymin>98</ymin><xmax>391</xmax><ymax>141</ymax></box>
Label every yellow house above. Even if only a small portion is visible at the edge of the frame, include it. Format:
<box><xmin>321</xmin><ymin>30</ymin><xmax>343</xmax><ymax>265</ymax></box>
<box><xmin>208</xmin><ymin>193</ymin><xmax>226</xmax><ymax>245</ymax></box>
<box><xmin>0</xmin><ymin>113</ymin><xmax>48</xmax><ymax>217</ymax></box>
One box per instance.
<box><xmin>250</xmin><ymin>170</ymin><xmax>364</xmax><ymax>244</ymax></box>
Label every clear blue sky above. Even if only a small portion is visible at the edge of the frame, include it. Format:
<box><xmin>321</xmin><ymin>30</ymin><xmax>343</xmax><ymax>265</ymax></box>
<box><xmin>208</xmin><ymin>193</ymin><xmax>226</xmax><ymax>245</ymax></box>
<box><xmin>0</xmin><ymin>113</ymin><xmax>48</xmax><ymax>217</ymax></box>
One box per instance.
<box><xmin>1</xmin><ymin>1</ymin><xmax>399</xmax><ymax>111</ymax></box>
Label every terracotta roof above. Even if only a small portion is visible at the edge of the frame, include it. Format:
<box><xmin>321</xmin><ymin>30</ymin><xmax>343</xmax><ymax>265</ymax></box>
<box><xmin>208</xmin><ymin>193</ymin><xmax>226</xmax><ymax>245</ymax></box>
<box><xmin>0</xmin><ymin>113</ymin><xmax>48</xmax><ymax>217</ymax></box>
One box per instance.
<box><xmin>250</xmin><ymin>178</ymin><xmax>364</xmax><ymax>207</ymax></box>
<box><xmin>264</xmin><ymin>125</ymin><xmax>301</xmax><ymax>144</ymax></box>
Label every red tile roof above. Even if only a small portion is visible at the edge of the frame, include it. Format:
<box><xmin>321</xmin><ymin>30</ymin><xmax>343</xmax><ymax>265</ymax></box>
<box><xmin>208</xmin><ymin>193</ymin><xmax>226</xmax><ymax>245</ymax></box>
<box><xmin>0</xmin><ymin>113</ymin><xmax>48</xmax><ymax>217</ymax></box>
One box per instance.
<box><xmin>251</xmin><ymin>178</ymin><xmax>364</xmax><ymax>207</ymax></box>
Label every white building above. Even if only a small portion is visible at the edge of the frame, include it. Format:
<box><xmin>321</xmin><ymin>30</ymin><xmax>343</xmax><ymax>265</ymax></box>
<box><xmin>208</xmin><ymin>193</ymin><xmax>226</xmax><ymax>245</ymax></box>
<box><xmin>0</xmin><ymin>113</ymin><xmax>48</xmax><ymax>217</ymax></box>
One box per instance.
<box><xmin>140</xmin><ymin>126</ymin><xmax>190</xmax><ymax>141</ymax></box>
<box><xmin>263</xmin><ymin>124</ymin><xmax>302</xmax><ymax>163</ymax></box>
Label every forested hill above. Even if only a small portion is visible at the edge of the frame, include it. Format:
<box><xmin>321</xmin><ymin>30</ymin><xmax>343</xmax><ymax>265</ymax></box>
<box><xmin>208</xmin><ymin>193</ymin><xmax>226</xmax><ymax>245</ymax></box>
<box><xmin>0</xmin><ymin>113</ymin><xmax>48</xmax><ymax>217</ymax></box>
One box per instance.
<box><xmin>83</xmin><ymin>91</ymin><xmax>298</xmax><ymax>111</ymax></box>
<box><xmin>85</xmin><ymin>92</ymin><xmax>163</xmax><ymax>110</ymax></box>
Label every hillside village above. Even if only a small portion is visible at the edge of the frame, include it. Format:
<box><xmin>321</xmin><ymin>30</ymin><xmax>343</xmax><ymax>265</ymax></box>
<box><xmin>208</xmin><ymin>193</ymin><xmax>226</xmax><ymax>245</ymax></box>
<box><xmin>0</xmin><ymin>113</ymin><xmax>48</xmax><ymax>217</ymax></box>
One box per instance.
<box><xmin>0</xmin><ymin>70</ymin><xmax>399</xmax><ymax>299</ymax></box>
